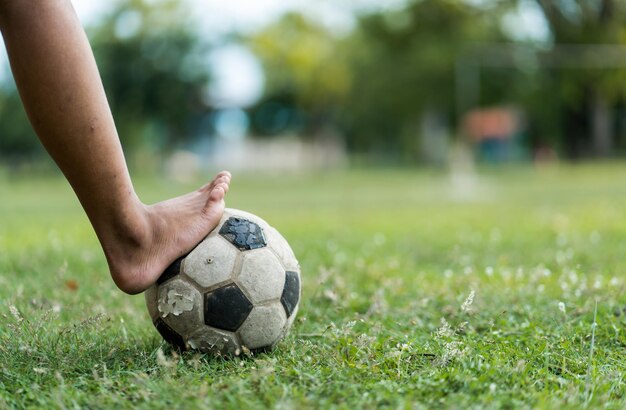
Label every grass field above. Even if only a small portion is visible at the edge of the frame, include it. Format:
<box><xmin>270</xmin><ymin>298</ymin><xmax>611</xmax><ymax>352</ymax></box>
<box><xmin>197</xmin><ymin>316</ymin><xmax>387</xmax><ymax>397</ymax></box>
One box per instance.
<box><xmin>2</xmin><ymin>163</ymin><xmax>626</xmax><ymax>408</ymax></box>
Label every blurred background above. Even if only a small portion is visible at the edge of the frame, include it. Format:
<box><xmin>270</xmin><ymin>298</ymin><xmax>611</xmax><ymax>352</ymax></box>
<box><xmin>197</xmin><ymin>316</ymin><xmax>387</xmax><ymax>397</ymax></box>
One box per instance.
<box><xmin>1</xmin><ymin>0</ymin><xmax>626</xmax><ymax>175</ymax></box>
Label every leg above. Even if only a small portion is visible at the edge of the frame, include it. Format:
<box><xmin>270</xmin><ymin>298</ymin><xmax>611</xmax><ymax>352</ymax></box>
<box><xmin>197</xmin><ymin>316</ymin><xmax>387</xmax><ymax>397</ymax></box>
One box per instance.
<box><xmin>0</xmin><ymin>1</ymin><xmax>230</xmax><ymax>294</ymax></box>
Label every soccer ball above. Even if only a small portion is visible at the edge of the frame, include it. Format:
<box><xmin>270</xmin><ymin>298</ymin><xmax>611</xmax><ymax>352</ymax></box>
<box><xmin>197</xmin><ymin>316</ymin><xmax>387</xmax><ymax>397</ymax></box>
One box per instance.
<box><xmin>145</xmin><ymin>208</ymin><xmax>301</xmax><ymax>355</ymax></box>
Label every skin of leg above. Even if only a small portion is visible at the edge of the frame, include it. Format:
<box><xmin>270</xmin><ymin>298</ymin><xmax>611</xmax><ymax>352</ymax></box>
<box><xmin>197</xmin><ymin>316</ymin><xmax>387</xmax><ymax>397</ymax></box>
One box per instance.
<box><xmin>0</xmin><ymin>1</ymin><xmax>230</xmax><ymax>294</ymax></box>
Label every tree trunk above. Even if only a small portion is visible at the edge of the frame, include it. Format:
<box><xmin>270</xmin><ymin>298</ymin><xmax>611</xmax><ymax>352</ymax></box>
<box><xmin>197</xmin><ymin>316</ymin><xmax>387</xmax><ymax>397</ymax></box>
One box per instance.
<box><xmin>591</xmin><ymin>90</ymin><xmax>613</xmax><ymax>157</ymax></box>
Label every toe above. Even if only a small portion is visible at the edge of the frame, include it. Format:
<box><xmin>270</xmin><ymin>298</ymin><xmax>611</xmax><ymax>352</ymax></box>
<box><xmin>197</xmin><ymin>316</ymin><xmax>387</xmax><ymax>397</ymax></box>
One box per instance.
<box><xmin>214</xmin><ymin>171</ymin><xmax>231</xmax><ymax>186</ymax></box>
<box><xmin>218</xmin><ymin>181</ymin><xmax>229</xmax><ymax>193</ymax></box>
<box><xmin>200</xmin><ymin>171</ymin><xmax>231</xmax><ymax>192</ymax></box>
<box><xmin>208</xmin><ymin>184</ymin><xmax>226</xmax><ymax>203</ymax></box>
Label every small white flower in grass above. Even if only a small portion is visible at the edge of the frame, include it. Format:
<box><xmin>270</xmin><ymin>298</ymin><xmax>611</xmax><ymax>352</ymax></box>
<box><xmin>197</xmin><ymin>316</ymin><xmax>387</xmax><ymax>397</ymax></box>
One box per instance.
<box><xmin>485</xmin><ymin>267</ymin><xmax>494</xmax><ymax>276</ymax></box>
<box><xmin>435</xmin><ymin>317</ymin><xmax>454</xmax><ymax>338</ymax></box>
<box><xmin>156</xmin><ymin>348</ymin><xmax>176</xmax><ymax>369</ymax></box>
<box><xmin>461</xmin><ymin>290</ymin><xmax>475</xmax><ymax>313</ymax></box>
<box><xmin>438</xmin><ymin>341</ymin><xmax>464</xmax><ymax>365</ymax></box>
<box><xmin>387</xmin><ymin>258</ymin><xmax>400</xmax><ymax>269</ymax></box>
<box><xmin>33</xmin><ymin>367</ymin><xmax>48</xmax><ymax>375</ymax></box>
<box><xmin>355</xmin><ymin>333</ymin><xmax>376</xmax><ymax>349</ymax></box>
<box><xmin>456</xmin><ymin>321</ymin><xmax>469</xmax><ymax>335</ymax></box>
<box><xmin>9</xmin><ymin>305</ymin><xmax>22</xmax><ymax>322</ymax></box>
<box><xmin>558</xmin><ymin>301</ymin><xmax>566</xmax><ymax>315</ymax></box>
<box><xmin>373</xmin><ymin>233</ymin><xmax>386</xmax><ymax>246</ymax></box>
<box><xmin>490</xmin><ymin>229</ymin><xmax>501</xmax><ymax>243</ymax></box>
<box><xmin>590</xmin><ymin>231</ymin><xmax>601</xmax><ymax>244</ymax></box>
<box><xmin>489</xmin><ymin>383</ymin><xmax>496</xmax><ymax>394</ymax></box>
<box><xmin>323</xmin><ymin>289</ymin><xmax>339</xmax><ymax>303</ymax></box>
<box><xmin>593</xmin><ymin>277</ymin><xmax>602</xmax><ymax>290</ymax></box>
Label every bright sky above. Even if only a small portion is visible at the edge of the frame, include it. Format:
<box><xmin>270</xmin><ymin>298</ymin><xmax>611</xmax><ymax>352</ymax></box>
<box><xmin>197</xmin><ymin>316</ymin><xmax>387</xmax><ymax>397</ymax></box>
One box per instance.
<box><xmin>73</xmin><ymin>0</ymin><xmax>378</xmax><ymax>35</ymax></box>
<box><xmin>74</xmin><ymin>1</ymin><xmax>289</xmax><ymax>31</ymax></box>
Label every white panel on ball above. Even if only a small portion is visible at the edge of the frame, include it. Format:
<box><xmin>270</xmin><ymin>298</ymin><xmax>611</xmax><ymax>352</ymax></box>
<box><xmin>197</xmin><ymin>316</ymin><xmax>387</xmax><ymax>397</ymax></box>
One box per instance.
<box><xmin>238</xmin><ymin>303</ymin><xmax>287</xmax><ymax>349</ymax></box>
<box><xmin>266</xmin><ymin>227</ymin><xmax>299</xmax><ymax>272</ymax></box>
<box><xmin>237</xmin><ymin>249</ymin><xmax>286</xmax><ymax>304</ymax></box>
<box><xmin>183</xmin><ymin>236</ymin><xmax>238</xmax><ymax>289</ymax></box>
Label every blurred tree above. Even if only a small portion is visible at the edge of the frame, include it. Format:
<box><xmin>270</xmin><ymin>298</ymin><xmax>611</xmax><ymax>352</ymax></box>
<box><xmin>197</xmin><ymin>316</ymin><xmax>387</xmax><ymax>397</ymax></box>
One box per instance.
<box><xmin>0</xmin><ymin>0</ymin><xmax>210</xmax><ymax>161</ymax></box>
<box><xmin>90</xmin><ymin>0</ymin><xmax>210</xmax><ymax>153</ymax></box>
<box><xmin>249</xmin><ymin>1</ymin><xmax>510</xmax><ymax>161</ymax></box>
<box><xmin>532</xmin><ymin>0</ymin><xmax>626</xmax><ymax>158</ymax></box>
<box><xmin>248</xmin><ymin>13</ymin><xmax>351</xmax><ymax>137</ymax></box>
<box><xmin>0</xmin><ymin>84</ymin><xmax>42</xmax><ymax>159</ymax></box>
<box><xmin>340</xmin><ymin>0</ymin><xmax>510</xmax><ymax>159</ymax></box>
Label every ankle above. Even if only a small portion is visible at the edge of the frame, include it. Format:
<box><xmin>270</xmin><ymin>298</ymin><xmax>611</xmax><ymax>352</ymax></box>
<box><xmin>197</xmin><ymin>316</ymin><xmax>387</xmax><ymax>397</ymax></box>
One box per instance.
<box><xmin>100</xmin><ymin>201</ymin><xmax>158</xmax><ymax>294</ymax></box>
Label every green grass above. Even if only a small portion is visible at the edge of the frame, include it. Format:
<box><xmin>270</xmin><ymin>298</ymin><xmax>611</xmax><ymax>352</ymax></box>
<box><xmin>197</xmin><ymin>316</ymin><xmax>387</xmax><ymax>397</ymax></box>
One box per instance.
<box><xmin>2</xmin><ymin>163</ymin><xmax>626</xmax><ymax>408</ymax></box>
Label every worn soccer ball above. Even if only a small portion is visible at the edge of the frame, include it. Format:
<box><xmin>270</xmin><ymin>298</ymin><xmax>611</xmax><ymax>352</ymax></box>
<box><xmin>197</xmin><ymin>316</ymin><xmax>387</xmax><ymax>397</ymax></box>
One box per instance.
<box><xmin>145</xmin><ymin>208</ymin><xmax>301</xmax><ymax>355</ymax></box>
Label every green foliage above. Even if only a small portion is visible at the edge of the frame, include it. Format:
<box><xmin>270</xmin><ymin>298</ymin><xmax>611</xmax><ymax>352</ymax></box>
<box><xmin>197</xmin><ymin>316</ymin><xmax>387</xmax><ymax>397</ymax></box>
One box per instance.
<box><xmin>247</xmin><ymin>13</ymin><xmax>351</xmax><ymax>137</ymax></box>
<box><xmin>249</xmin><ymin>0</ymin><xmax>511</xmax><ymax>157</ymax></box>
<box><xmin>0</xmin><ymin>87</ymin><xmax>42</xmax><ymax>158</ymax></box>
<box><xmin>3</xmin><ymin>165</ymin><xmax>626</xmax><ymax>407</ymax></box>
<box><xmin>90</xmin><ymin>0</ymin><xmax>209</xmax><ymax>152</ymax></box>
<box><xmin>250</xmin><ymin>13</ymin><xmax>351</xmax><ymax>111</ymax></box>
<box><xmin>530</xmin><ymin>0</ymin><xmax>626</xmax><ymax>157</ymax></box>
<box><xmin>537</xmin><ymin>0</ymin><xmax>626</xmax><ymax>43</ymax></box>
<box><xmin>248</xmin><ymin>0</ymin><xmax>626</xmax><ymax>160</ymax></box>
<box><xmin>0</xmin><ymin>0</ymin><xmax>210</xmax><ymax>159</ymax></box>
<box><xmin>341</xmin><ymin>0</ymin><xmax>508</xmax><ymax>155</ymax></box>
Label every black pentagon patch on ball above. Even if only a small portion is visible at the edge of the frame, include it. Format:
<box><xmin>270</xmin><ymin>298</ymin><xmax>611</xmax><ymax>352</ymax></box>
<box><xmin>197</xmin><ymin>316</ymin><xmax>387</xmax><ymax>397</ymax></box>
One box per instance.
<box><xmin>157</xmin><ymin>257</ymin><xmax>184</xmax><ymax>285</ymax></box>
<box><xmin>154</xmin><ymin>318</ymin><xmax>186</xmax><ymax>351</ymax></box>
<box><xmin>204</xmin><ymin>284</ymin><xmax>253</xmax><ymax>331</ymax></box>
<box><xmin>219</xmin><ymin>217</ymin><xmax>267</xmax><ymax>251</ymax></box>
<box><xmin>281</xmin><ymin>271</ymin><xmax>300</xmax><ymax>317</ymax></box>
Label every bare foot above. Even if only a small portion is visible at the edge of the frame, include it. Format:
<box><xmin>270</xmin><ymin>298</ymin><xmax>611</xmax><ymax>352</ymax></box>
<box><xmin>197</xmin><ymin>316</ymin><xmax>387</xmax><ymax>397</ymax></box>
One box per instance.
<box><xmin>103</xmin><ymin>171</ymin><xmax>231</xmax><ymax>294</ymax></box>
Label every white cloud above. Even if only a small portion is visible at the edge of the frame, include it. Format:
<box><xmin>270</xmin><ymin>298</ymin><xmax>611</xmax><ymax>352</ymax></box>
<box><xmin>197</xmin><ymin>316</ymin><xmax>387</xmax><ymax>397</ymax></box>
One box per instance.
<box><xmin>207</xmin><ymin>44</ymin><xmax>264</xmax><ymax>108</ymax></box>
